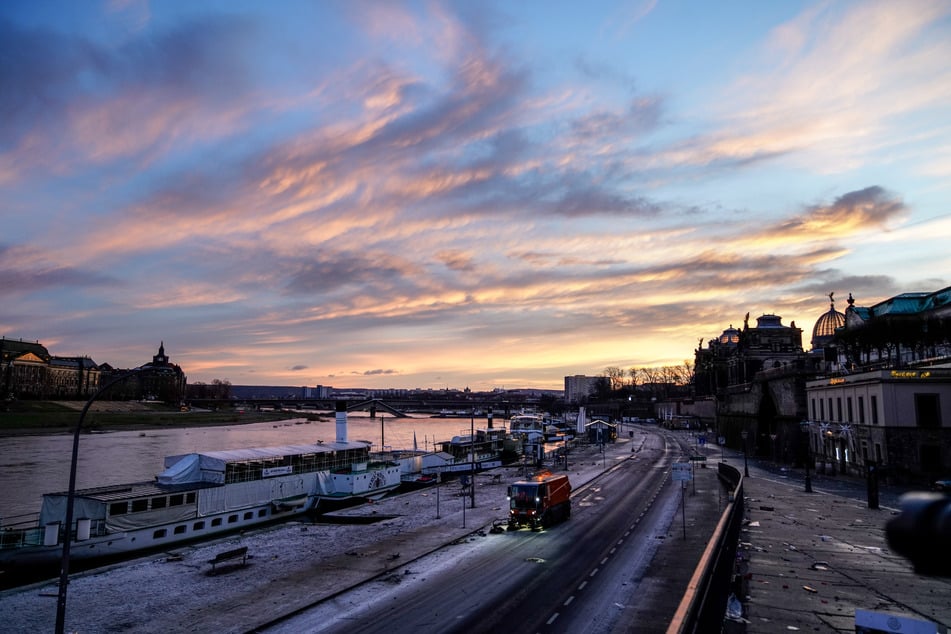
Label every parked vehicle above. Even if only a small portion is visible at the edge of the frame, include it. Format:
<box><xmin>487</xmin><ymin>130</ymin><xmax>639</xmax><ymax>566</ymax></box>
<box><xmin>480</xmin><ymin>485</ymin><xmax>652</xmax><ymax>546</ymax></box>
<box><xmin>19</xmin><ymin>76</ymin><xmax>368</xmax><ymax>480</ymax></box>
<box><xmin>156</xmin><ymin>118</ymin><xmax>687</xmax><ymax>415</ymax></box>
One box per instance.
<box><xmin>506</xmin><ymin>472</ymin><xmax>571</xmax><ymax>531</ymax></box>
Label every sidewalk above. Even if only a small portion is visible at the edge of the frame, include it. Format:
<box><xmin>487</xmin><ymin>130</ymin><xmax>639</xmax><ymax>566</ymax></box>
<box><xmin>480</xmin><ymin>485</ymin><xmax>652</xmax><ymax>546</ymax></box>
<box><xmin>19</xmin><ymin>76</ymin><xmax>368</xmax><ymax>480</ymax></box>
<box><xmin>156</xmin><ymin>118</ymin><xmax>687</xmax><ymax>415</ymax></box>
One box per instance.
<box><xmin>731</xmin><ymin>460</ymin><xmax>951</xmax><ymax>632</ymax></box>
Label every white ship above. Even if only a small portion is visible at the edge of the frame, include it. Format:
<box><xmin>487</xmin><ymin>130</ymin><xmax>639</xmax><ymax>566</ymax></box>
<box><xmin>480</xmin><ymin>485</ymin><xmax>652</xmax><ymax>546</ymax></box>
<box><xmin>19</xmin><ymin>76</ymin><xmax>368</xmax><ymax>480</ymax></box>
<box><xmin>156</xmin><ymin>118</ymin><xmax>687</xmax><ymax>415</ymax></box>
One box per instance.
<box><xmin>0</xmin><ymin>405</ymin><xmax>400</xmax><ymax>570</ymax></box>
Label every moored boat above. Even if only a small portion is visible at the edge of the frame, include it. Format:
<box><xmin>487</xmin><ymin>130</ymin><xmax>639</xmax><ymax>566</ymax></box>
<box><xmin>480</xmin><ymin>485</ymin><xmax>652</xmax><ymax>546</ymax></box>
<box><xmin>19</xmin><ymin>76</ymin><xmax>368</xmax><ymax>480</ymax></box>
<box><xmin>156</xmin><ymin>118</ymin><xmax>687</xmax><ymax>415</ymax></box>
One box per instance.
<box><xmin>0</xmin><ymin>403</ymin><xmax>399</xmax><ymax>574</ymax></box>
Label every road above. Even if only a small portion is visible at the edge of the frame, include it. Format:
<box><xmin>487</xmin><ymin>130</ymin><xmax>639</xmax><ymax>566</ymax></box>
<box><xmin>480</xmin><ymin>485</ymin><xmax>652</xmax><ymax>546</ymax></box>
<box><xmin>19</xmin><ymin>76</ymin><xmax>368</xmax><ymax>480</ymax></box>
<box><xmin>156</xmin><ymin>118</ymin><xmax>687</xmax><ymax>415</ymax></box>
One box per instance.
<box><xmin>263</xmin><ymin>430</ymin><xmax>696</xmax><ymax>633</ymax></box>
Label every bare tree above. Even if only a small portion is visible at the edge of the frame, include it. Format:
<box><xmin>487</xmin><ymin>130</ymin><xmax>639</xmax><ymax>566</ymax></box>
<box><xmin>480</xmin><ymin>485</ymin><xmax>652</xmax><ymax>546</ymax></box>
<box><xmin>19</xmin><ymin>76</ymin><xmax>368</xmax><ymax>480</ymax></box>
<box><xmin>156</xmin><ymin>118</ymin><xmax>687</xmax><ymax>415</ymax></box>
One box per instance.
<box><xmin>603</xmin><ymin>366</ymin><xmax>626</xmax><ymax>392</ymax></box>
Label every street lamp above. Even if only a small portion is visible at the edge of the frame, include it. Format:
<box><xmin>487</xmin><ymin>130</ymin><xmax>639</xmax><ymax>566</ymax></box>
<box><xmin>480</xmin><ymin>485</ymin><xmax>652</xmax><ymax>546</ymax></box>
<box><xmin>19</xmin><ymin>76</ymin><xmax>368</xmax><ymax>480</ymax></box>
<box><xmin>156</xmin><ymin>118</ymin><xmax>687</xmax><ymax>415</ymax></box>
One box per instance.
<box><xmin>56</xmin><ymin>368</ymin><xmax>144</xmax><ymax>634</ymax></box>
<box><xmin>800</xmin><ymin>421</ymin><xmax>813</xmax><ymax>493</ymax></box>
<box><xmin>740</xmin><ymin>430</ymin><xmax>749</xmax><ymax>477</ymax></box>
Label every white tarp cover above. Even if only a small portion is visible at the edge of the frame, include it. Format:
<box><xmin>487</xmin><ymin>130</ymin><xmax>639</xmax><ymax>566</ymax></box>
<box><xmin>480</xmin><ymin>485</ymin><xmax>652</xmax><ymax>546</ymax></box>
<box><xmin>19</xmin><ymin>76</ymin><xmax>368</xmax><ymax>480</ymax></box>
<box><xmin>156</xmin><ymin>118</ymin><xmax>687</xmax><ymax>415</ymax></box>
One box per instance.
<box><xmin>158</xmin><ymin>442</ymin><xmax>363</xmax><ymax>485</ymax></box>
<box><xmin>40</xmin><ymin>496</ymin><xmax>106</xmax><ymax>526</ymax></box>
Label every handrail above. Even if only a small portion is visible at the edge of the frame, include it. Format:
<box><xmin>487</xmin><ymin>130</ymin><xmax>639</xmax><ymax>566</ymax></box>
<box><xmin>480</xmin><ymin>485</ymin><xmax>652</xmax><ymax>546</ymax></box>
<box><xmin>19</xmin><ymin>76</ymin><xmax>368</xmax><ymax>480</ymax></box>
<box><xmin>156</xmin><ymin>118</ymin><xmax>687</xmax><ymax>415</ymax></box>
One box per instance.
<box><xmin>666</xmin><ymin>462</ymin><xmax>744</xmax><ymax>634</ymax></box>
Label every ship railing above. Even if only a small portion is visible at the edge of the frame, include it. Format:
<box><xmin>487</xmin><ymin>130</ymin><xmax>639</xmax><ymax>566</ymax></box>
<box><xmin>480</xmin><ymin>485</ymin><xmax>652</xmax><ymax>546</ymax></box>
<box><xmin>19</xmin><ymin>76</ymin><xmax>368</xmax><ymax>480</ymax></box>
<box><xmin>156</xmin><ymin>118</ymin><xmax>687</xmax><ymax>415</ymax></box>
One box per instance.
<box><xmin>0</xmin><ymin>516</ymin><xmax>110</xmax><ymax>551</ymax></box>
<box><xmin>0</xmin><ymin>525</ymin><xmax>46</xmax><ymax>550</ymax></box>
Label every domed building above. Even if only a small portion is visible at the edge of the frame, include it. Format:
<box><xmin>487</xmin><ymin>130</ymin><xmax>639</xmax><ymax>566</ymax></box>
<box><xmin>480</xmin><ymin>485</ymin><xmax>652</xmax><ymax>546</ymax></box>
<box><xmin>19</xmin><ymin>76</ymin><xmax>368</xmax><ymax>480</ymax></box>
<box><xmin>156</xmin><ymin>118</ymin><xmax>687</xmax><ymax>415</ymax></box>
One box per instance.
<box><xmin>811</xmin><ymin>292</ymin><xmax>845</xmax><ymax>352</ymax></box>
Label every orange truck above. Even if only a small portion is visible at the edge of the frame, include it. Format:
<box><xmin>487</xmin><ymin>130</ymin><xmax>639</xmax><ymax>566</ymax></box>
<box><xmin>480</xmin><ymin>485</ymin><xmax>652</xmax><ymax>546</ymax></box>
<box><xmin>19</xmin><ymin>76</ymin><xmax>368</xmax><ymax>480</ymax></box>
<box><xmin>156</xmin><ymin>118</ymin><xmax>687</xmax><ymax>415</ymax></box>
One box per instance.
<box><xmin>507</xmin><ymin>472</ymin><xmax>571</xmax><ymax>530</ymax></box>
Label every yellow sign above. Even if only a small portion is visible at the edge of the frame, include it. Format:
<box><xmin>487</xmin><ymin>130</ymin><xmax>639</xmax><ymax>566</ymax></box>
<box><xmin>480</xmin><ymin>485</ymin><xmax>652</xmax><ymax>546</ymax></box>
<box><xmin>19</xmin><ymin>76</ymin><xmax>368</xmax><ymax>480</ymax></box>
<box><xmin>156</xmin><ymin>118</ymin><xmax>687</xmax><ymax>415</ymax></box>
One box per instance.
<box><xmin>890</xmin><ymin>370</ymin><xmax>932</xmax><ymax>379</ymax></box>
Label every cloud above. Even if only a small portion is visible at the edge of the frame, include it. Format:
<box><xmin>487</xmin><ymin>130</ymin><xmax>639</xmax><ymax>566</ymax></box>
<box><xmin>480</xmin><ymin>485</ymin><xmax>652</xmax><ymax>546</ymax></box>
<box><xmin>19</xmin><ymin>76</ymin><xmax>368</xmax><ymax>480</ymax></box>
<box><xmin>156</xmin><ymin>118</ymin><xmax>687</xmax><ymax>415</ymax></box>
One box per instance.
<box><xmin>759</xmin><ymin>186</ymin><xmax>907</xmax><ymax>242</ymax></box>
<box><xmin>0</xmin><ymin>14</ymin><xmax>261</xmax><ymax>181</ymax></box>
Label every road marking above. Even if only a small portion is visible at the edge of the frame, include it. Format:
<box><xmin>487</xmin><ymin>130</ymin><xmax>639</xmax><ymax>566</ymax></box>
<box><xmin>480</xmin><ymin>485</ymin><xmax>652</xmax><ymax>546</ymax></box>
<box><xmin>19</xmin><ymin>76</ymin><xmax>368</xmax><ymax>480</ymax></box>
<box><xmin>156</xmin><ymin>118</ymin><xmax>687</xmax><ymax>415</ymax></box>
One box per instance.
<box><xmin>601</xmin><ymin>557</ymin><xmax>609</xmax><ymax>565</ymax></box>
<box><xmin>578</xmin><ymin>581</ymin><xmax>587</xmax><ymax>590</ymax></box>
<box><xmin>590</xmin><ymin>568</ymin><xmax>599</xmax><ymax>577</ymax></box>
<box><xmin>547</xmin><ymin>613</ymin><xmax>559</xmax><ymax>625</ymax></box>
<box><xmin>610</xmin><ymin>547</ymin><xmax>616</xmax><ymax>554</ymax></box>
<box><xmin>564</xmin><ymin>596</ymin><xmax>574</xmax><ymax>606</ymax></box>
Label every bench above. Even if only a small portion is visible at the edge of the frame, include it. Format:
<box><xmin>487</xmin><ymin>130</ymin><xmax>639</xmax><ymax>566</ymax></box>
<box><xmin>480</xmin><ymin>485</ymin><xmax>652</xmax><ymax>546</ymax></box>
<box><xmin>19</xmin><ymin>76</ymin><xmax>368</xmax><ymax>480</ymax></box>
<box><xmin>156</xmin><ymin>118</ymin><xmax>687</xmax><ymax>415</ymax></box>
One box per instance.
<box><xmin>207</xmin><ymin>546</ymin><xmax>248</xmax><ymax>573</ymax></box>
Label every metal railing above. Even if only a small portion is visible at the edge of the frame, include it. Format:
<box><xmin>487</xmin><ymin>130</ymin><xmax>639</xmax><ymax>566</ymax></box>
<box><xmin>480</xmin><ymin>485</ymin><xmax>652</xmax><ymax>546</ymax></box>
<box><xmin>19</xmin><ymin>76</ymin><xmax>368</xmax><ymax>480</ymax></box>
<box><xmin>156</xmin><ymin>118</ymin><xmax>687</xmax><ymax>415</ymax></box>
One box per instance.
<box><xmin>666</xmin><ymin>462</ymin><xmax>745</xmax><ymax>634</ymax></box>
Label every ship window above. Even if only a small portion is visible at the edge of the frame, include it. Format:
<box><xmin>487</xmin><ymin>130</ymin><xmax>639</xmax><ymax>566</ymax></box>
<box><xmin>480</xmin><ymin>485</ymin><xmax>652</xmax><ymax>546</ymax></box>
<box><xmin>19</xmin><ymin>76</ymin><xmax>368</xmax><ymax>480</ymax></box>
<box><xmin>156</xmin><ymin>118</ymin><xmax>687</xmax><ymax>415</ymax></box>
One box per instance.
<box><xmin>193</xmin><ymin>521</ymin><xmax>205</xmax><ymax>530</ymax></box>
<box><xmin>131</xmin><ymin>499</ymin><xmax>148</xmax><ymax>513</ymax></box>
<box><xmin>110</xmin><ymin>502</ymin><xmax>128</xmax><ymax>515</ymax></box>
<box><xmin>169</xmin><ymin>494</ymin><xmax>184</xmax><ymax>506</ymax></box>
<box><xmin>258</xmin><ymin>509</ymin><xmax>267</xmax><ymax>518</ymax></box>
<box><xmin>186</xmin><ymin>492</ymin><xmax>196</xmax><ymax>504</ymax></box>
<box><xmin>174</xmin><ymin>525</ymin><xmax>186</xmax><ymax>535</ymax></box>
<box><xmin>228</xmin><ymin>515</ymin><xmax>238</xmax><ymax>524</ymax></box>
<box><xmin>153</xmin><ymin>529</ymin><xmax>167</xmax><ymax>539</ymax></box>
<box><xmin>211</xmin><ymin>518</ymin><xmax>222</xmax><ymax>527</ymax></box>
<box><xmin>152</xmin><ymin>497</ymin><xmax>167</xmax><ymax>509</ymax></box>
<box><xmin>243</xmin><ymin>511</ymin><xmax>253</xmax><ymax>520</ymax></box>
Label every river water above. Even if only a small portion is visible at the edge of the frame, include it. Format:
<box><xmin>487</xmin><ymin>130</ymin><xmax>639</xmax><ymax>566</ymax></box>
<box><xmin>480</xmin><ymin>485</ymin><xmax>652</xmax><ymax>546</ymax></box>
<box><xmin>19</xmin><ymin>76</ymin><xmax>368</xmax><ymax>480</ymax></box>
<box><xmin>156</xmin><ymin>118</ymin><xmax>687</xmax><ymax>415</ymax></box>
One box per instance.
<box><xmin>0</xmin><ymin>413</ymin><xmax>488</xmax><ymax>521</ymax></box>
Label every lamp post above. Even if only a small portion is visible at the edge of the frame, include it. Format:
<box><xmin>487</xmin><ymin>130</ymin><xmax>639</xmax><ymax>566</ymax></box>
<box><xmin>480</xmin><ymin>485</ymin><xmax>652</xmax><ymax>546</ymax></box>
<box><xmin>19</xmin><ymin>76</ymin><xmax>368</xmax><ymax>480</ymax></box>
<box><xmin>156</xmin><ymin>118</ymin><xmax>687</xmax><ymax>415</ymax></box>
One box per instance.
<box><xmin>800</xmin><ymin>421</ymin><xmax>813</xmax><ymax>493</ymax></box>
<box><xmin>56</xmin><ymin>368</ymin><xmax>144</xmax><ymax>634</ymax></box>
<box><xmin>470</xmin><ymin>408</ymin><xmax>475</xmax><ymax>509</ymax></box>
<box><xmin>740</xmin><ymin>429</ymin><xmax>749</xmax><ymax>477</ymax></box>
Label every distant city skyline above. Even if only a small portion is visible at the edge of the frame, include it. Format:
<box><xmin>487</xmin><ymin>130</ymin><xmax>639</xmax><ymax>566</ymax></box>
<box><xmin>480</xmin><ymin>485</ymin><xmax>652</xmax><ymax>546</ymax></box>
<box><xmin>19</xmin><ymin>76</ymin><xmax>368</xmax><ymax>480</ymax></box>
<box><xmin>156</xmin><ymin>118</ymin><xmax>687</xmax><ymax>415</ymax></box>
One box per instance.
<box><xmin>2</xmin><ymin>2</ymin><xmax>949</xmax><ymax>390</ymax></box>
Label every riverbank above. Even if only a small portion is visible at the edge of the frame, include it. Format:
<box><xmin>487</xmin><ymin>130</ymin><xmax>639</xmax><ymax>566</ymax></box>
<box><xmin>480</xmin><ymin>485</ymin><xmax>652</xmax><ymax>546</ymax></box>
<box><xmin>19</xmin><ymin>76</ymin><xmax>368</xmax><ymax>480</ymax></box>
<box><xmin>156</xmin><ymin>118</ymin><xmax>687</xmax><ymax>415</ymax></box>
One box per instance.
<box><xmin>0</xmin><ymin>401</ymin><xmax>327</xmax><ymax>436</ymax></box>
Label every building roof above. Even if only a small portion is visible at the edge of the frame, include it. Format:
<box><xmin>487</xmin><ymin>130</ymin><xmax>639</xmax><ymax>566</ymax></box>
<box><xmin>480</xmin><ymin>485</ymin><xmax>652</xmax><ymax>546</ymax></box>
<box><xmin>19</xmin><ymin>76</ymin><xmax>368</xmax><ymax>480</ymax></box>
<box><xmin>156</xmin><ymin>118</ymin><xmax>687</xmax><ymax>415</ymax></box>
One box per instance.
<box><xmin>812</xmin><ymin>293</ymin><xmax>845</xmax><ymax>348</ymax></box>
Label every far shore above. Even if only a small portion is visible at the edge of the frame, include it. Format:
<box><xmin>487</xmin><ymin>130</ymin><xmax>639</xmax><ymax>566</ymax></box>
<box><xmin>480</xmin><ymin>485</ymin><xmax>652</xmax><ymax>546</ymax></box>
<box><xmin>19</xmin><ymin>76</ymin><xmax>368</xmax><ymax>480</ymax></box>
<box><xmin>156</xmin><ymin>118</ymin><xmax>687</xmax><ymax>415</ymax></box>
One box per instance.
<box><xmin>0</xmin><ymin>401</ymin><xmax>331</xmax><ymax>437</ymax></box>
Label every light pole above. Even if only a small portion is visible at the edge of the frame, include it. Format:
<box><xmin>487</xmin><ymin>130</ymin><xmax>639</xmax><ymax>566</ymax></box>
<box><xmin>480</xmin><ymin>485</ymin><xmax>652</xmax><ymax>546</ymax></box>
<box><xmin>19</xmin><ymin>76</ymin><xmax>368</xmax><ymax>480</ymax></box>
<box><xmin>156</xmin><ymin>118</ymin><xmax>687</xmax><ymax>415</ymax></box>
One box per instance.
<box><xmin>740</xmin><ymin>429</ymin><xmax>749</xmax><ymax>477</ymax></box>
<box><xmin>470</xmin><ymin>409</ymin><xmax>475</xmax><ymax>509</ymax></box>
<box><xmin>800</xmin><ymin>421</ymin><xmax>813</xmax><ymax>493</ymax></box>
<box><xmin>56</xmin><ymin>368</ymin><xmax>144</xmax><ymax>634</ymax></box>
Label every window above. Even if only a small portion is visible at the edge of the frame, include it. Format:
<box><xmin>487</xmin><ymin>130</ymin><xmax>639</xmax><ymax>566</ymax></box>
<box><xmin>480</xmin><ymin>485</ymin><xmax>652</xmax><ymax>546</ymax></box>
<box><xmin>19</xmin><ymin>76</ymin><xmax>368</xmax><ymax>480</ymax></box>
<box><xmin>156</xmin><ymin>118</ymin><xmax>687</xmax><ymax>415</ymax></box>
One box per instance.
<box><xmin>858</xmin><ymin>396</ymin><xmax>865</xmax><ymax>424</ymax></box>
<box><xmin>258</xmin><ymin>509</ymin><xmax>268</xmax><ymax>518</ymax></box>
<box><xmin>828</xmin><ymin>399</ymin><xmax>833</xmax><ymax>421</ymax></box>
<box><xmin>228</xmin><ymin>515</ymin><xmax>238</xmax><ymax>524</ymax></box>
<box><xmin>110</xmin><ymin>502</ymin><xmax>128</xmax><ymax>515</ymax></box>
<box><xmin>151</xmin><ymin>497</ymin><xmax>167</xmax><ymax>509</ymax></box>
<box><xmin>811</xmin><ymin>398</ymin><xmax>817</xmax><ymax>420</ymax></box>
<box><xmin>131</xmin><ymin>499</ymin><xmax>148</xmax><ymax>513</ymax></box>
<box><xmin>169</xmin><ymin>494</ymin><xmax>184</xmax><ymax>507</ymax></box>
<box><xmin>243</xmin><ymin>511</ymin><xmax>254</xmax><ymax>520</ymax></box>
<box><xmin>174</xmin><ymin>525</ymin><xmax>186</xmax><ymax>535</ymax></box>
<box><xmin>847</xmin><ymin>398</ymin><xmax>853</xmax><ymax>423</ymax></box>
<box><xmin>915</xmin><ymin>393</ymin><xmax>940</xmax><ymax>429</ymax></box>
<box><xmin>153</xmin><ymin>529</ymin><xmax>167</xmax><ymax>539</ymax></box>
<box><xmin>836</xmin><ymin>398</ymin><xmax>842</xmax><ymax>422</ymax></box>
<box><xmin>186</xmin><ymin>493</ymin><xmax>196</xmax><ymax>504</ymax></box>
<box><xmin>820</xmin><ymin>399</ymin><xmax>825</xmax><ymax>419</ymax></box>
<box><xmin>871</xmin><ymin>395</ymin><xmax>879</xmax><ymax>424</ymax></box>
<box><xmin>211</xmin><ymin>518</ymin><xmax>222</xmax><ymax>527</ymax></box>
<box><xmin>193</xmin><ymin>521</ymin><xmax>205</xmax><ymax>531</ymax></box>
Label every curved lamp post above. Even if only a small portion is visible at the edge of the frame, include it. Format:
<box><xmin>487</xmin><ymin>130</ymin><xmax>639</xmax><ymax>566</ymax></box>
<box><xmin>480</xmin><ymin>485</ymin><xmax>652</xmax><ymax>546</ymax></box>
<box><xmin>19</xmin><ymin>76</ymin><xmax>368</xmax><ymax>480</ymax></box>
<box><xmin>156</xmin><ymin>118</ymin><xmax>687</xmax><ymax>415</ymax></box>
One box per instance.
<box><xmin>800</xmin><ymin>420</ymin><xmax>813</xmax><ymax>493</ymax></box>
<box><xmin>56</xmin><ymin>367</ymin><xmax>145</xmax><ymax>634</ymax></box>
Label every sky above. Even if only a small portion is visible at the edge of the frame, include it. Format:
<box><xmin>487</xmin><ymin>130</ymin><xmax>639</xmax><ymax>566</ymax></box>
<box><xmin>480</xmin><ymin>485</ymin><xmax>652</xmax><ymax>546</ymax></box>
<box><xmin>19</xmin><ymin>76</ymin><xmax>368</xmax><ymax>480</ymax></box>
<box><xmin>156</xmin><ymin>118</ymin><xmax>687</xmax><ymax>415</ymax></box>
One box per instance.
<box><xmin>2</xmin><ymin>0</ymin><xmax>950</xmax><ymax>391</ymax></box>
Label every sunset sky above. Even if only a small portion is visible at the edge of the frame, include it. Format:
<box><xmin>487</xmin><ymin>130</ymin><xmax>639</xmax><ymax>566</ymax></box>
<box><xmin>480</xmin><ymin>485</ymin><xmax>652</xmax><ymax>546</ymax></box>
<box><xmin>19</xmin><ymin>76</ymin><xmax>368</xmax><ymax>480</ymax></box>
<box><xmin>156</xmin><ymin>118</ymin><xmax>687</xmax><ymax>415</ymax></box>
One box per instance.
<box><xmin>2</xmin><ymin>1</ymin><xmax>950</xmax><ymax>390</ymax></box>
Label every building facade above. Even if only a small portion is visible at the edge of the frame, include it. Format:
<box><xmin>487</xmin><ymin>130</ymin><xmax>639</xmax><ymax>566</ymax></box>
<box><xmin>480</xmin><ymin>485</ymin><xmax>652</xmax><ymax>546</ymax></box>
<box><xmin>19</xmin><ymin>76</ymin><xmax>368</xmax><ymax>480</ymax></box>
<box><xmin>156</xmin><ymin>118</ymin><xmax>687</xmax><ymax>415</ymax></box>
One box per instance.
<box><xmin>564</xmin><ymin>375</ymin><xmax>604</xmax><ymax>404</ymax></box>
<box><xmin>0</xmin><ymin>338</ymin><xmax>101</xmax><ymax>399</ymax></box>
<box><xmin>802</xmin><ymin>286</ymin><xmax>951</xmax><ymax>481</ymax></box>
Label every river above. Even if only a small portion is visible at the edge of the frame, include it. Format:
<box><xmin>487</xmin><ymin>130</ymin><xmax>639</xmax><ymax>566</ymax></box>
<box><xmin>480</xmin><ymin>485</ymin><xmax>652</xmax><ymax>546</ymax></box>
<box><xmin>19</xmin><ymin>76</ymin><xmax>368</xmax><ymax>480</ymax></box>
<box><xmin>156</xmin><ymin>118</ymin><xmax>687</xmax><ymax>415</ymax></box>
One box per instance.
<box><xmin>0</xmin><ymin>413</ymin><xmax>489</xmax><ymax>521</ymax></box>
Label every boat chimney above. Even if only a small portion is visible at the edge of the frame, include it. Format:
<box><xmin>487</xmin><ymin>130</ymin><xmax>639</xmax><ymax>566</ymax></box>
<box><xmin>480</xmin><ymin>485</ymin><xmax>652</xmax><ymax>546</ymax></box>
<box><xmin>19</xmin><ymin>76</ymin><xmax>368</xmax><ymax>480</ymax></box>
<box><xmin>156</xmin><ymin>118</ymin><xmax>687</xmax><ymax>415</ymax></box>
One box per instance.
<box><xmin>335</xmin><ymin>401</ymin><xmax>348</xmax><ymax>443</ymax></box>
<box><xmin>487</xmin><ymin>407</ymin><xmax>493</xmax><ymax>429</ymax></box>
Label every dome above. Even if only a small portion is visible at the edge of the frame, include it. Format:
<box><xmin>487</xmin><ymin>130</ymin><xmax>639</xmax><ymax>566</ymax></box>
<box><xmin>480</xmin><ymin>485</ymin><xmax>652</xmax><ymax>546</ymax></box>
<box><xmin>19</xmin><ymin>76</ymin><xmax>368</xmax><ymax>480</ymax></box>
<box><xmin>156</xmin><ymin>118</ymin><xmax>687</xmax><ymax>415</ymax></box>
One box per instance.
<box><xmin>719</xmin><ymin>325</ymin><xmax>740</xmax><ymax>345</ymax></box>
<box><xmin>812</xmin><ymin>293</ymin><xmax>845</xmax><ymax>348</ymax></box>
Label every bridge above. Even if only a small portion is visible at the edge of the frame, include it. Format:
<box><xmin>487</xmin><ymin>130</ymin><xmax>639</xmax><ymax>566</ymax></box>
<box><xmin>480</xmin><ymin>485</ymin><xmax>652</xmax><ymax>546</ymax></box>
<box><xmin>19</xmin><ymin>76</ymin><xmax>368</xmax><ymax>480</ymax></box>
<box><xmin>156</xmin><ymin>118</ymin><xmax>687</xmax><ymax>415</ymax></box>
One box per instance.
<box><xmin>346</xmin><ymin>399</ymin><xmax>409</xmax><ymax>418</ymax></box>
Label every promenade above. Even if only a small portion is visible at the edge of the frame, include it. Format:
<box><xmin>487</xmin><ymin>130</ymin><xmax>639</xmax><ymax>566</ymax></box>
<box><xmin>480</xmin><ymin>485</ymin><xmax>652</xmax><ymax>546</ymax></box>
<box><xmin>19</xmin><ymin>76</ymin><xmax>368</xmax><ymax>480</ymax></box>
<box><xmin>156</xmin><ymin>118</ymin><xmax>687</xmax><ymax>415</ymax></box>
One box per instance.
<box><xmin>9</xmin><ymin>431</ymin><xmax>944</xmax><ymax>633</ymax></box>
<box><xmin>727</xmin><ymin>454</ymin><xmax>951</xmax><ymax>633</ymax></box>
